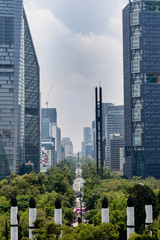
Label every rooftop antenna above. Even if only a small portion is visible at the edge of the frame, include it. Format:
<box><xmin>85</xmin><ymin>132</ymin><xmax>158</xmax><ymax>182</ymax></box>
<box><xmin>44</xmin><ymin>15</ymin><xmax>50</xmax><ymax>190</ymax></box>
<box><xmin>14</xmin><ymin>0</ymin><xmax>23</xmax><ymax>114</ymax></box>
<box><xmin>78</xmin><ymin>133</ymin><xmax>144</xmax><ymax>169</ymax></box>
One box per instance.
<box><xmin>46</xmin><ymin>85</ymin><xmax>52</xmax><ymax>108</ymax></box>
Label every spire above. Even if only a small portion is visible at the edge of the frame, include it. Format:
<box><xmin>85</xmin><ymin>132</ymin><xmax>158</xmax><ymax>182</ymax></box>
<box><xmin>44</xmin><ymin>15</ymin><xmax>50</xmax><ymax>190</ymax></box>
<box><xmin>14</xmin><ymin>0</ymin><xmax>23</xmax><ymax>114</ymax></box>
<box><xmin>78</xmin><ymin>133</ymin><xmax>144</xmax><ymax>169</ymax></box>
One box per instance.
<box><xmin>102</xmin><ymin>197</ymin><xmax>108</xmax><ymax>208</ymax></box>
<box><xmin>55</xmin><ymin>198</ymin><xmax>61</xmax><ymax>209</ymax></box>
<box><xmin>11</xmin><ymin>196</ymin><xmax>17</xmax><ymax>207</ymax></box>
<box><xmin>127</xmin><ymin>196</ymin><xmax>134</xmax><ymax>207</ymax></box>
<box><xmin>29</xmin><ymin>197</ymin><xmax>36</xmax><ymax>208</ymax></box>
<box><xmin>145</xmin><ymin>195</ymin><xmax>152</xmax><ymax>205</ymax></box>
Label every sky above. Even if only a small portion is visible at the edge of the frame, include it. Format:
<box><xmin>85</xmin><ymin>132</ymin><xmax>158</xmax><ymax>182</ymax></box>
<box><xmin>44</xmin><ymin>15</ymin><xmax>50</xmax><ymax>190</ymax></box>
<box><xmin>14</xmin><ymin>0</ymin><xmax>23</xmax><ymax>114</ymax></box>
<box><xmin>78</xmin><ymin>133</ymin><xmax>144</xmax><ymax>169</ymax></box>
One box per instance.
<box><xmin>24</xmin><ymin>0</ymin><xmax>128</xmax><ymax>152</ymax></box>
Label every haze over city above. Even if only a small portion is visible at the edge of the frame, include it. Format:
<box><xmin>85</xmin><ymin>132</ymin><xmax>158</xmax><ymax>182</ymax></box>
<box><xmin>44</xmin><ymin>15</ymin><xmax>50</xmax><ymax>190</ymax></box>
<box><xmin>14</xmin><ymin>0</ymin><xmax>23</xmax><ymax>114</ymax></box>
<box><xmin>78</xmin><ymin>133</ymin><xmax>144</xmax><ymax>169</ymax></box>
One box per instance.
<box><xmin>24</xmin><ymin>0</ymin><xmax>128</xmax><ymax>151</ymax></box>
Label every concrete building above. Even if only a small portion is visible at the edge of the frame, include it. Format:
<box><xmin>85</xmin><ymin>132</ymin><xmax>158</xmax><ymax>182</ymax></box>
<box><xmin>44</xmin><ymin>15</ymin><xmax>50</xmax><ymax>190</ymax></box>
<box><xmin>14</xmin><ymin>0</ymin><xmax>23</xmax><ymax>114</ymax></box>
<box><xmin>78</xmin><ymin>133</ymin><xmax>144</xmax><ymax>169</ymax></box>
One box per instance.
<box><xmin>56</xmin><ymin>127</ymin><xmax>63</xmax><ymax>163</ymax></box>
<box><xmin>41</xmin><ymin>108</ymin><xmax>57</xmax><ymax>139</ymax></box>
<box><xmin>81</xmin><ymin>127</ymin><xmax>92</xmax><ymax>157</ymax></box>
<box><xmin>105</xmin><ymin>105</ymin><xmax>124</xmax><ymax>168</ymax></box>
<box><xmin>41</xmin><ymin>141</ymin><xmax>55</xmax><ymax>171</ymax></box>
<box><xmin>0</xmin><ymin>0</ymin><xmax>40</xmax><ymax>179</ymax></box>
<box><xmin>110</xmin><ymin>134</ymin><xmax>125</xmax><ymax>172</ymax></box>
<box><xmin>61</xmin><ymin>137</ymin><xmax>73</xmax><ymax>158</ymax></box>
<box><xmin>120</xmin><ymin>148</ymin><xmax>125</xmax><ymax>175</ymax></box>
<box><xmin>91</xmin><ymin>120</ymin><xmax>96</xmax><ymax>159</ymax></box>
<box><xmin>123</xmin><ymin>0</ymin><xmax>160</xmax><ymax>178</ymax></box>
<box><xmin>85</xmin><ymin>143</ymin><xmax>92</xmax><ymax>157</ymax></box>
<box><xmin>41</xmin><ymin>108</ymin><xmax>63</xmax><ymax>164</ymax></box>
<box><xmin>84</xmin><ymin>127</ymin><xmax>91</xmax><ymax>145</ymax></box>
<box><xmin>81</xmin><ymin>141</ymin><xmax>85</xmax><ymax>157</ymax></box>
<box><xmin>64</xmin><ymin>142</ymin><xmax>73</xmax><ymax>158</ymax></box>
<box><xmin>102</xmin><ymin>103</ymin><xmax>114</xmax><ymax>138</ymax></box>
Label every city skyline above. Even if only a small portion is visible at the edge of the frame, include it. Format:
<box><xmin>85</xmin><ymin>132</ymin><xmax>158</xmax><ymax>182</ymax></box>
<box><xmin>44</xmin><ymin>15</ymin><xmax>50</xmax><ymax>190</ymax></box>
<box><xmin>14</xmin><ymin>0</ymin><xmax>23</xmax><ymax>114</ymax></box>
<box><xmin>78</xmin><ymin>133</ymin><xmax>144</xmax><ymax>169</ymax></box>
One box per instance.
<box><xmin>24</xmin><ymin>0</ymin><xmax>128</xmax><ymax>151</ymax></box>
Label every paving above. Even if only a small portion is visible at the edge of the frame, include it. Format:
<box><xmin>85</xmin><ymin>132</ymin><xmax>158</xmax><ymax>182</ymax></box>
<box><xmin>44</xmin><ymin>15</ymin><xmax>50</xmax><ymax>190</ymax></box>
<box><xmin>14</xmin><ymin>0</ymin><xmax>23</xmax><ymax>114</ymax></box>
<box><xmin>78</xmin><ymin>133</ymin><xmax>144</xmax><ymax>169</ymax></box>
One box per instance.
<box><xmin>72</xmin><ymin>163</ymin><xmax>86</xmax><ymax>227</ymax></box>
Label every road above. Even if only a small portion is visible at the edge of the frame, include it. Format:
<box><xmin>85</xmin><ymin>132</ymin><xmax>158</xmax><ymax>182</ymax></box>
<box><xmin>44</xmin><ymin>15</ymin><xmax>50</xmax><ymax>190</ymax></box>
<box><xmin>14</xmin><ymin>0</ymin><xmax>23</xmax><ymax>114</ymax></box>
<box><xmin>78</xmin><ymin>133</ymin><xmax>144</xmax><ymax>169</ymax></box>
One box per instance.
<box><xmin>72</xmin><ymin>163</ymin><xmax>86</xmax><ymax>227</ymax></box>
<box><xmin>73</xmin><ymin>166</ymin><xmax>84</xmax><ymax>193</ymax></box>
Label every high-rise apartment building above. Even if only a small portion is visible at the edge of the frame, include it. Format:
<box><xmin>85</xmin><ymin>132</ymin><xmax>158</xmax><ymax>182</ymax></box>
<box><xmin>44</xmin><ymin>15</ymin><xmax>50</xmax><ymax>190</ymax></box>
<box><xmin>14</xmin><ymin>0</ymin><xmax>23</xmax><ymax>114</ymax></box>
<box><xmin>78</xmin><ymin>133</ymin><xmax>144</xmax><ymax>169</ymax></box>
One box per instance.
<box><xmin>123</xmin><ymin>0</ymin><xmax>160</xmax><ymax>178</ymax></box>
<box><xmin>0</xmin><ymin>0</ymin><xmax>40</xmax><ymax>179</ymax></box>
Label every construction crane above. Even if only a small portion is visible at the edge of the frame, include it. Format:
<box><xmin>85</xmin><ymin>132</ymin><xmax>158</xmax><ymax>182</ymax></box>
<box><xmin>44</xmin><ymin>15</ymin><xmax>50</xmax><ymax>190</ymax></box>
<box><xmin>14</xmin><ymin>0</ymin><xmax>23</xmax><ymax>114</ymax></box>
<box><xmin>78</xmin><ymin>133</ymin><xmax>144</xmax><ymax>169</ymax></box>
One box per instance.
<box><xmin>46</xmin><ymin>85</ymin><xmax>52</xmax><ymax>108</ymax></box>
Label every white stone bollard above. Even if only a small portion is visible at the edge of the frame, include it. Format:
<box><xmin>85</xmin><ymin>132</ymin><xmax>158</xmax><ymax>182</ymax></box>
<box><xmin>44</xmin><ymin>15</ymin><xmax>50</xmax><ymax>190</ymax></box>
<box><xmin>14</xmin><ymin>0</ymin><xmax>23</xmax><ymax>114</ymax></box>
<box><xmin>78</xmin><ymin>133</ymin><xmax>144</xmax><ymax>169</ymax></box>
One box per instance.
<box><xmin>54</xmin><ymin>198</ymin><xmax>62</xmax><ymax>238</ymax></box>
<box><xmin>29</xmin><ymin>197</ymin><xmax>36</xmax><ymax>239</ymax></box>
<box><xmin>127</xmin><ymin>196</ymin><xmax>135</xmax><ymax>240</ymax></box>
<box><xmin>101</xmin><ymin>197</ymin><xmax>109</xmax><ymax>223</ymax></box>
<box><xmin>11</xmin><ymin>196</ymin><xmax>18</xmax><ymax>240</ymax></box>
<box><xmin>145</xmin><ymin>195</ymin><xmax>153</xmax><ymax>228</ymax></box>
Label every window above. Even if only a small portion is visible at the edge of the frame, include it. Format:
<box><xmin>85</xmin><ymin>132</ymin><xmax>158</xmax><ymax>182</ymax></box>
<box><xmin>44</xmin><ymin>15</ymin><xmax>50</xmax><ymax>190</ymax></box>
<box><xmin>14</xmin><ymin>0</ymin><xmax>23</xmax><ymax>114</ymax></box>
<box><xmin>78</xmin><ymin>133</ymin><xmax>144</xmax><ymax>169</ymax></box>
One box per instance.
<box><xmin>131</xmin><ymin>60</ymin><xmax>140</xmax><ymax>73</ymax></box>
<box><xmin>132</xmin><ymin>109</ymin><xmax>141</xmax><ymax>121</ymax></box>
<box><xmin>130</xmin><ymin>12</ymin><xmax>139</xmax><ymax>26</ymax></box>
<box><xmin>133</xmin><ymin>133</ymin><xmax>141</xmax><ymax>146</ymax></box>
<box><xmin>131</xmin><ymin>36</ymin><xmax>140</xmax><ymax>49</ymax></box>
<box><xmin>132</xmin><ymin>84</ymin><xmax>141</xmax><ymax>97</ymax></box>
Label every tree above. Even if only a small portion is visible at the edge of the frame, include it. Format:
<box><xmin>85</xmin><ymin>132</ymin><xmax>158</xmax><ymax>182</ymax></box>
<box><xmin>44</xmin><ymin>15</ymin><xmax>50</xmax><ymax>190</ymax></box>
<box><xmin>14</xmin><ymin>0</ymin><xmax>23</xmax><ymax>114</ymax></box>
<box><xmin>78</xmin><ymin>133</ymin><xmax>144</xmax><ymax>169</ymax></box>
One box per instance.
<box><xmin>63</xmin><ymin>208</ymin><xmax>75</xmax><ymax>226</ymax></box>
<box><xmin>33</xmin><ymin>218</ymin><xmax>62</xmax><ymax>240</ymax></box>
<box><xmin>129</xmin><ymin>184</ymin><xmax>159</xmax><ymax>234</ymax></box>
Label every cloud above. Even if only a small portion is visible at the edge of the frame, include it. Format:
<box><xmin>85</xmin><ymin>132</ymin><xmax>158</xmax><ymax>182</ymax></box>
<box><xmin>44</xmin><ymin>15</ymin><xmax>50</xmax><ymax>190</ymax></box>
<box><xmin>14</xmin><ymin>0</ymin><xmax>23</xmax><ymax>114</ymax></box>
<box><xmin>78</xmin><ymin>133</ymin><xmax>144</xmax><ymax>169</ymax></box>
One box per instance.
<box><xmin>24</xmin><ymin>0</ymin><xmax>125</xmax><ymax>150</ymax></box>
<box><xmin>108</xmin><ymin>0</ymin><xmax>128</xmax><ymax>38</ymax></box>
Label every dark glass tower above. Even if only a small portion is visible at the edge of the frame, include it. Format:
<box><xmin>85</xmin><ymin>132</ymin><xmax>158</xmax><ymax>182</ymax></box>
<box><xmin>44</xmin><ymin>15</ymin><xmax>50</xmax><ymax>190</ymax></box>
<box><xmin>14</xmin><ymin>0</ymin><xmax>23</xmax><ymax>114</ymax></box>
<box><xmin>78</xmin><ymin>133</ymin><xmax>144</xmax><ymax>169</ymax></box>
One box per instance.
<box><xmin>24</xmin><ymin>11</ymin><xmax>40</xmax><ymax>173</ymax></box>
<box><xmin>0</xmin><ymin>0</ymin><xmax>40</xmax><ymax>179</ymax></box>
<box><xmin>123</xmin><ymin>0</ymin><xmax>160</xmax><ymax>178</ymax></box>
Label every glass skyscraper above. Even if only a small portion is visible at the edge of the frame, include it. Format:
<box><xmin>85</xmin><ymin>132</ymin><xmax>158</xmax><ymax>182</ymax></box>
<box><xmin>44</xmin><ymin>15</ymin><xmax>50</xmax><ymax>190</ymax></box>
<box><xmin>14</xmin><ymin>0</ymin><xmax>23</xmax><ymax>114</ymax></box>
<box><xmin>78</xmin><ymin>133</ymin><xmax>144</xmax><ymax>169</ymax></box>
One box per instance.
<box><xmin>123</xmin><ymin>0</ymin><xmax>160</xmax><ymax>178</ymax></box>
<box><xmin>0</xmin><ymin>0</ymin><xmax>40</xmax><ymax>179</ymax></box>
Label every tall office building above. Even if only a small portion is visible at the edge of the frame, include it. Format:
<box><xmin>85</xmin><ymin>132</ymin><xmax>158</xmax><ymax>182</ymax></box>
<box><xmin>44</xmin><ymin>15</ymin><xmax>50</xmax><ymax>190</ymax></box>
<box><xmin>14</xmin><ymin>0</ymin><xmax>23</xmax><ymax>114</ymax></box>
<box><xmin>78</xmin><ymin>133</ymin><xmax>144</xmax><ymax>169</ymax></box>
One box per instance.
<box><xmin>56</xmin><ymin>127</ymin><xmax>62</xmax><ymax>163</ymax></box>
<box><xmin>123</xmin><ymin>0</ymin><xmax>160</xmax><ymax>178</ymax></box>
<box><xmin>81</xmin><ymin>127</ymin><xmax>92</xmax><ymax>157</ymax></box>
<box><xmin>102</xmin><ymin>103</ymin><xmax>113</xmax><ymax>138</ymax></box>
<box><xmin>83</xmin><ymin>127</ymin><xmax>91</xmax><ymax>145</ymax></box>
<box><xmin>0</xmin><ymin>0</ymin><xmax>40</xmax><ymax>179</ymax></box>
<box><xmin>41</xmin><ymin>108</ymin><xmax>63</xmax><ymax>164</ymax></box>
<box><xmin>91</xmin><ymin>120</ymin><xmax>96</xmax><ymax>159</ymax></box>
<box><xmin>105</xmin><ymin>105</ymin><xmax>124</xmax><ymax>167</ymax></box>
<box><xmin>61</xmin><ymin>137</ymin><xmax>73</xmax><ymax>158</ymax></box>
<box><xmin>41</xmin><ymin>108</ymin><xmax>57</xmax><ymax>139</ymax></box>
<box><xmin>109</xmin><ymin>134</ymin><xmax>125</xmax><ymax>172</ymax></box>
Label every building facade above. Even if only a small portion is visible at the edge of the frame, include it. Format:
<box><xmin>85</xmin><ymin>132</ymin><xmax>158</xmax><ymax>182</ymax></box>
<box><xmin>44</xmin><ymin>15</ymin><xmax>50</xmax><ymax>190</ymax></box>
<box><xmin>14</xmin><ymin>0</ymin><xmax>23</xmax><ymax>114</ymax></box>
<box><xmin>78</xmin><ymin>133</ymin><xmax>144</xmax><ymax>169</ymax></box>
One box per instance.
<box><xmin>123</xmin><ymin>0</ymin><xmax>160</xmax><ymax>178</ymax></box>
<box><xmin>41</xmin><ymin>141</ymin><xmax>55</xmax><ymax>171</ymax></box>
<box><xmin>110</xmin><ymin>134</ymin><xmax>125</xmax><ymax>172</ymax></box>
<box><xmin>61</xmin><ymin>137</ymin><xmax>73</xmax><ymax>158</ymax></box>
<box><xmin>0</xmin><ymin>0</ymin><xmax>40</xmax><ymax>179</ymax></box>
<box><xmin>41</xmin><ymin>108</ymin><xmax>57</xmax><ymax>139</ymax></box>
<box><xmin>102</xmin><ymin>103</ymin><xmax>113</xmax><ymax>138</ymax></box>
<box><xmin>81</xmin><ymin>127</ymin><xmax>92</xmax><ymax>157</ymax></box>
<box><xmin>83</xmin><ymin>127</ymin><xmax>91</xmax><ymax>145</ymax></box>
<box><xmin>91</xmin><ymin>120</ymin><xmax>96</xmax><ymax>159</ymax></box>
<box><xmin>41</xmin><ymin>108</ymin><xmax>63</xmax><ymax>164</ymax></box>
<box><xmin>105</xmin><ymin>105</ymin><xmax>124</xmax><ymax>168</ymax></box>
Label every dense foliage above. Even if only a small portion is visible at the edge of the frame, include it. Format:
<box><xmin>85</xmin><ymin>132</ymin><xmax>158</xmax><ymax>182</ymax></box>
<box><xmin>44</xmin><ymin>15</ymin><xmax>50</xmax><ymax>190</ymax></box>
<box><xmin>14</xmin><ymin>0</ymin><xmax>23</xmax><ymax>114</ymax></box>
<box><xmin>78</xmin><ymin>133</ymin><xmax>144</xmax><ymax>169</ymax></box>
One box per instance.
<box><xmin>81</xmin><ymin>158</ymin><xmax>160</xmax><ymax>240</ymax></box>
<box><xmin>1</xmin><ymin>156</ymin><xmax>160</xmax><ymax>239</ymax></box>
<box><xmin>0</xmin><ymin>158</ymin><xmax>76</xmax><ymax>239</ymax></box>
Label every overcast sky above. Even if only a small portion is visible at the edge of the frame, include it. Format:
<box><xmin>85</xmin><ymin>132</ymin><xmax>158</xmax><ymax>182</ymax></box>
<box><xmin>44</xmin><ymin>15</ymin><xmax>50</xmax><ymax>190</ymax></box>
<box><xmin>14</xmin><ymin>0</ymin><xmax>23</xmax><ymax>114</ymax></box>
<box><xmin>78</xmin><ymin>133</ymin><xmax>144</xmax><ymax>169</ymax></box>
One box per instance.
<box><xmin>24</xmin><ymin>0</ymin><xmax>128</xmax><ymax>152</ymax></box>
